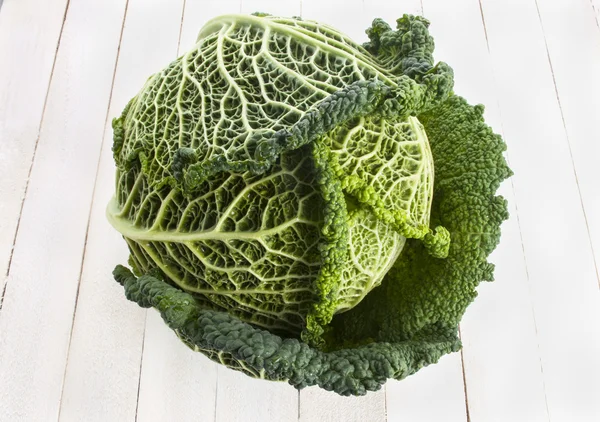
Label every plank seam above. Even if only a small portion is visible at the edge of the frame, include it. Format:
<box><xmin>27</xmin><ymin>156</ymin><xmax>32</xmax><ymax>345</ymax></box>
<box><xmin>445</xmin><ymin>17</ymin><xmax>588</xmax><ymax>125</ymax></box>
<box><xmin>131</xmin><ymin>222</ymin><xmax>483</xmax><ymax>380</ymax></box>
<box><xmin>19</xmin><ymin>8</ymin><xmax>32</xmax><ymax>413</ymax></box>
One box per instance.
<box><xmin>534</xmin><ymin>0</ymin><xmax>600</xmax><ymax>290</ymax></box>
<box><xmin>0</xmin><ymin>0</ymin><xmax>72</xmax><ymax>311</ymax></box>
<box><xmin>503</xmin><ymin>174</ymin><xmax>552</xmax><ymax>421</ymax></box>
<box><xmin>134</xmin><ymin>314</ymin><xmax>148</xmax><ymax>422</ymax></box>
<box><xmin>458</xmin><ymin>327</ymin><xmax>471</xmax><ymax>422</ymax></box>
<box><xmin>477</xmin><ymin>2</ymin><xmax>552</xmax><ymax>420</ymax></box>
<box><xmin>383</xmin><ymin>384</ymin><xmax>388</xmax><ymax>422</ymax></box>
<box><xmin>516</xmin><ymin>198</ymin><xmax>552</xmax><ymax>422</ymax></box>
<box><xmin>590</xmin><ymin>0</ymin><xmax>600</xmax><ymax>31</ymax></box>
<box><xmin>477</xmin><ymin>0</ymin><xmax>490</xmax><ymax>48</ymax></box>
<box><xmin>213</xmin><ymin>368</ymin><xmax>219</xmax><ymax>422</ymax></box>
<box><xmin>55</xmin><ymin>0</ymin><xmax>131</xmax><ymax>419</ymax></box>
<box><xmin>177</xmin><ymin>0</ymin><xmax>187</xmax><ymax>55</ymax></box>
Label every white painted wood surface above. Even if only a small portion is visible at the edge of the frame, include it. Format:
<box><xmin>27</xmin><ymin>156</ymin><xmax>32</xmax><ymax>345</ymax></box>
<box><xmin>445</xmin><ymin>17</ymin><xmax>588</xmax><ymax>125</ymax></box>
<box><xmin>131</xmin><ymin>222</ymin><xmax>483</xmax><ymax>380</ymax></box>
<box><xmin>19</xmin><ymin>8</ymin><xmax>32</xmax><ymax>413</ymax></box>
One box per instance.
<box><xmin>593</xmin><ymin>0</ymin><xmax>600</xmax><ymax>21</ymax></box>
<box><xmin>479</xmin><ymin>1</ymin><xmax>600</xmax><ymax>421</ymax></box>
<box><xmin>0</xmin><ymin>1</ymin><xmax>599</xmax><ymax>421</ymax></box>
<box><xmin>0</xmin><ymin>0</ymin><xmax>128</xmax><ymax>420</ymax></box>
<box><xmin>0</xmin><ymin>0</ymin><xmax>69</xmax><ymax>295</ymax></box>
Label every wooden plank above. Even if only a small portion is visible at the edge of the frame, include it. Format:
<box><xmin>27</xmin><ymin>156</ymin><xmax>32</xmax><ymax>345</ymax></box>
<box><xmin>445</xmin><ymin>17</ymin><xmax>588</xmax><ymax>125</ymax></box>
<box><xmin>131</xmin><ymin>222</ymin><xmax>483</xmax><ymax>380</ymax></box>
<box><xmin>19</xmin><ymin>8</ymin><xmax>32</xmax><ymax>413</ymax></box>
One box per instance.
<box><xmin>178</xmin><ymin>0</ymin><xmax>241</xmax><ymax>52</ymax></box>
<box><xmin>137</xmin><ymin>312</ymin><xmax>218</xmax><ymax>422</ymax></box>
<box><xmin>240</xmin><ymin>0</ymin><xmax>301</xmax><ymax>17</ymax></box>
<box><xmin>479</xmin><ymin>0</ymin><xmax>600</xmax><ymax>420</ymax></box>
<box><xmin>533</xmin><ymin>2</ymin><xmax>600</xmax><ymax>419</ymax></box>
<box><xmin>536</xmin><ymin>0</ymin><xmax>600</xmax><ymax>286</ymax></box>
<box><xmin>299</xmin><ymin>387</ymin><xmax>386</xmax><ymax>422</ymax></box>
<box><xmin>421</xmin><ymin>1</ymin><xmax>551</xmax><ymax>421</ymax></box>
<box><xmin>592</xmin><ymin>0</ymin><xmax>600</xmax><ymax>22</ymax></box>
<box><xmin>0</xmin><ymin>0</ymin><xmax>128</xmax><ymax>420</ymax></box>
<box><xmin>386</xmin><ymin>354</ymin><xmax>466</xmax><ymax>422</ymax></box>
<box><xmin>458</xmin><ymin>185</ymin><xmax>550</xmax><ymax>422</ymax></box>
<box><xmin>0</xmin><ymin>0</ymin><xmax>68</xmax><ymax>296</ymax></box>
<box><xmin>216</xmin><ymin>368</ymin><xmax>298</xmax><ymax>422</ymax></box>
<box><xmin>302</xmin><ymin>0</ymin><xmax>366</xmax><ymax>41</ymax></box>
<box><xmin>364</xmin><ymin>0</ymin><xmax>422</xmax><ymax>22</ymax></box>
<box><xmin>57</xmin><ymin>0</ymin><xmax>187</xmax><ymax>420</ymax></box>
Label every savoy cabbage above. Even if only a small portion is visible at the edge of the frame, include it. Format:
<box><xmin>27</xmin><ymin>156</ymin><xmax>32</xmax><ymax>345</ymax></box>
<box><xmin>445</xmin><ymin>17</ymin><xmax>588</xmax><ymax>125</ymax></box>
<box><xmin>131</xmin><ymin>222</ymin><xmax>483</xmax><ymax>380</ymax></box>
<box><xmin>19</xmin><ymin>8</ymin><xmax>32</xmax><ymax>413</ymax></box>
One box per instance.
<box><xmin>108</xmin><ymin>13</ymin><xmax>511</xmax><ymax>395</ymax></box>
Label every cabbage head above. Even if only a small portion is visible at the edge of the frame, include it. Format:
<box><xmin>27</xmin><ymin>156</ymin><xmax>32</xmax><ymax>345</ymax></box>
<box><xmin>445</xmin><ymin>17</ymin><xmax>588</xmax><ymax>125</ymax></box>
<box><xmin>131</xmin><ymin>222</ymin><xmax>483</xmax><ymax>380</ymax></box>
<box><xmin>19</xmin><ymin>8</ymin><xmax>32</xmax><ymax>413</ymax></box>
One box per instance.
<box><xmin>108</xmin><ymin>13</ymin><xmax>511</xmax><ymax>395</ymax></box>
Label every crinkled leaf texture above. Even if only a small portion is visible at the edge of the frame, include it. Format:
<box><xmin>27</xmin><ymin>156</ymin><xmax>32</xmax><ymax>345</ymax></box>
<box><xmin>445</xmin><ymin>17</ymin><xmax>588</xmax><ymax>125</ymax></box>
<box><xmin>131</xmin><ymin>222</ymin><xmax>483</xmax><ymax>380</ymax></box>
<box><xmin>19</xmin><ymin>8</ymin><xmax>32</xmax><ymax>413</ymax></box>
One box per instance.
<box><xmin>108</xmin><ymin>13</ymin><xmax>511</xmax><ymax>395</ymax></box>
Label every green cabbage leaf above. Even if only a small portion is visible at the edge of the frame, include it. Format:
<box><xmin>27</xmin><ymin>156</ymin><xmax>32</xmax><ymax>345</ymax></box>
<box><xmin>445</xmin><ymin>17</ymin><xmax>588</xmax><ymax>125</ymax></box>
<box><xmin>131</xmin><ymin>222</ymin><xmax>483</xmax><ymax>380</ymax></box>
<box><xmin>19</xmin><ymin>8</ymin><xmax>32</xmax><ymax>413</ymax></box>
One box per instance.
<box><xmin>107</xmin><ymin>13</ymin><xmax>511</xmax><ymax>395</ymax></box>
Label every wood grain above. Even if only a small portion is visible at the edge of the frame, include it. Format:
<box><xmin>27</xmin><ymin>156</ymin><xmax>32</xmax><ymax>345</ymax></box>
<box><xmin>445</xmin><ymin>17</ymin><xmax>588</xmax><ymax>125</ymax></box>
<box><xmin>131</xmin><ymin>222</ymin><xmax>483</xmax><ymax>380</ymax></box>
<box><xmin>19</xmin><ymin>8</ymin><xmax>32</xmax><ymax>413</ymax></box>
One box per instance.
<box><xmin>480</xmin><ymin>0</ymin><xmax>600</xmax><ymax>420</ymax></box>
<box><xmin>240</xmin><ymin>0</ymin><xmax>301</xmax><ymax>16</ymax></box>
<box><xmin>386</xmin><ymin>353</ymin><xmax>467</xmax><ymax>422</ymax></box>
<box><xmin>138</xmin><ymin>312</ymin><xmax>218</xmax><ymax>422</ymax></box>
<box><xmin>299</xmin><ymin>387</ymin><xmax>386</xmax><ymax>422</ymax></box>
<box><xmin>536</xmin><ymin>0</ymin><xmax>600</xmax><ymax>286</ymax></box>
<box><xmin>0</xmin><ymin>0</ymin><xmax>69</xmax><ymax>295</ymax></box>
<box><xmin>216</xmin><ymin>367</ymin><xmax>298</xmax><ymax>422</ymax></box>
<box><xmin>0</xmin><ymin>0</ymin><xmax>128</xmax><ymax>420</ymax></box>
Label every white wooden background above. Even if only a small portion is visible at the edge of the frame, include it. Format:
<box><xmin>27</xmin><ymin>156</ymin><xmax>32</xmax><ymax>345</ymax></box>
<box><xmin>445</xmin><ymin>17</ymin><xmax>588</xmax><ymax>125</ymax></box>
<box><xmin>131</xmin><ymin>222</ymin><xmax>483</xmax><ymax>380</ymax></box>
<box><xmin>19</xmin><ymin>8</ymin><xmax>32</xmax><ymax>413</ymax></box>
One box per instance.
<box><xmin>0</xmin><ymin>0</ymin><xmax>599</xmax><ymax>421</ymax></box>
